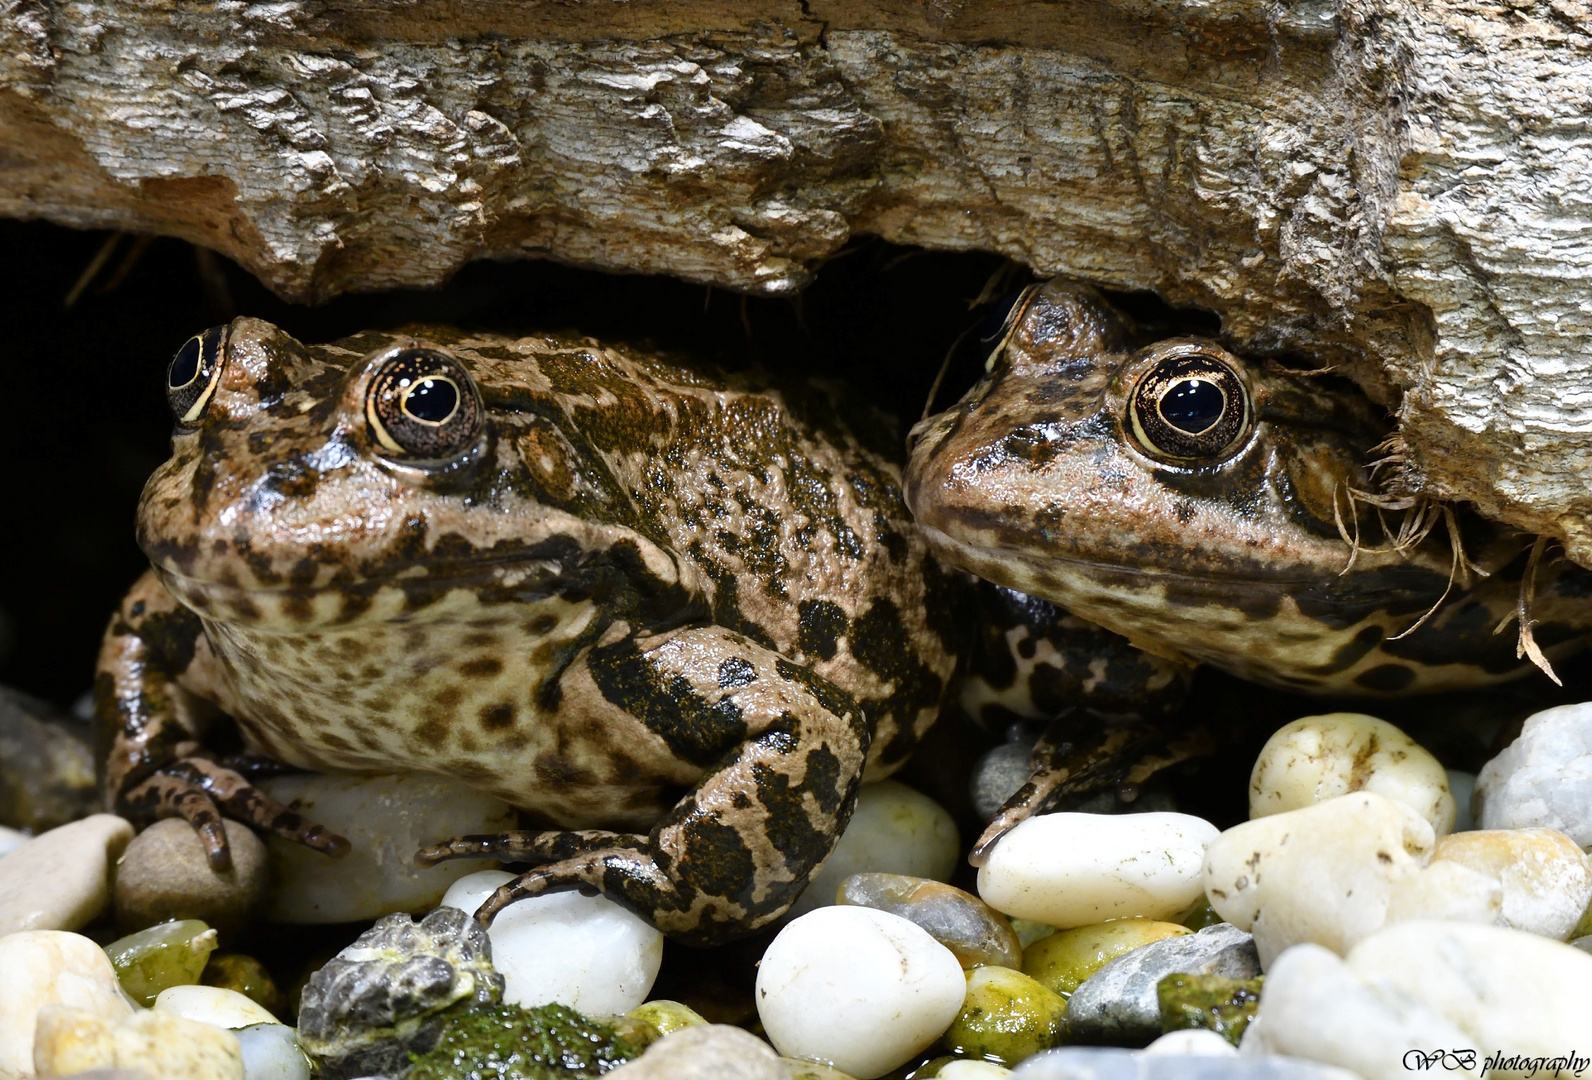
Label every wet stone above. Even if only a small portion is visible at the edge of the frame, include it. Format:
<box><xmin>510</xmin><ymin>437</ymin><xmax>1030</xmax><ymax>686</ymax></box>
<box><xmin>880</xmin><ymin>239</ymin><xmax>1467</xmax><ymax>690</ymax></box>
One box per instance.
<box><xmin>0</xmin><ymin>685</ymin><xmax>98</xmax><ymax>833</ymax></box>
<box><xmin>607</xmin><ymin>1023</ymin><xmax>785</xmax><ymax>1080</ymax></box>
<box><xmin>1155</xmin><ymin>973</ymin><xmax>1261</xmax><ymax>1046</ymax></box>
<box><xmin>1010</xmin><ymin>1047</ymin><xmax>1361</xmax><ymax>1079</ymax></box>
<box><xmin>296</xmin><ymin>906</ymin><xmax>504</xmax><ymax>1080</ymax></box>
<box><xmin>103</xmin><ymin>918</ymin><xmax>217</xmax><ymax>1006</ymax></box>
<box><xmin>1022</xmin><ymin>920</ymin><xmax>1191</xmax><ymax>999</ymax></box>
<box><xmin>1064</xmin><ymin>924</ymin><xmax>1260</xmax><ymax>1047</ymax></box>
<box><xmin>941</xmin><ymin>965</ymin><xmax>1068</xmax><ymax>1066</ymax></box>
<box><xmin>838</xmin><ymin>872</ymin><xmax>1022</xmax><ymax>969</ymax></box>
<box><xmin>0</xmin><ymin>814</ymin><xmax>133</xmax><ymax>936</ymax></box>
<box><xmin>114</xmin><ymin>817</ymin><xmax>267</xmax><ymax>936</ymax></box>
<box><xmin>202</xmin><ymin>953</ymin><xmax>285</xmax><ymax>1019</ymax></box>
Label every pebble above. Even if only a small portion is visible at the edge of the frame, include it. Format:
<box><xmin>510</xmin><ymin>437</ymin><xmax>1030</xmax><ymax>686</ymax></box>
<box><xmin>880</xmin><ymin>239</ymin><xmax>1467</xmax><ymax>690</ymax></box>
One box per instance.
<box><xmin>971</xmin><ymin>741</ymin><xmax>1037</xmax><ymax>822</ymax></box>
<box><xmin>1248</xmin><ymin>713</ymin><xmax>1455</xmax><ymax>836</ymax></box>
<box><xmin>0</xmin><ymin>930</ymin><xmax>133</xmax><ymax>1077</ymax></box>
<box><xmin>1155</xmin><ymin>973</ymin><xmax>1260</xmax><ymax>1046</ymax></box>
<box><xmin>0</xmin><ymin>814</ymin><xmax>133</xmax><ymax>935</ymax></box>
<box><xmin>1381</xmin><ymin>859</ymin><xmax>1501</xmax><ymax>928</ymax></box>
<box><xmin>1064</xmin><ymin>923</ymin><xmax>1260</xmax><ymax>1046</ymax></box>
<box><xmin>941</xmin><ymin>965</ymin><xmax>1068</xmax><ymax>1065</ymax></box>
<box><xmin>756</xmin><ymin>905</ymin><xmax>967</xmax><ymax>1079</ymax></box>
<box><xmin>1447</xmin><ymin>770</ymin><xmax>1476</xmax><ymax>832</ymax></box>
<box><xmin>1243</xmin><ymin>942</ymin><xmax>1476</xmax><ymax>1080</ymax></box>
<box><xmin>258</xmin><ymin>771</ymin><xmax>516</xmax><ymax>923</ymax></box>
<box><xmin>114</xmin><ymin>818</ymin><xmax>268</xmax><ymax>936</ymax></box>
<box><xmin>1201</xmin><ymin>792</ymin><xmax>1433</xmax><ymax>963</ymax></box>
<box><xmin>1011</xmin><ymin>1047</ymin><xmax>1362</xmax><ymax>1079</ymax></box>
<box><xmin>104</xmin><ymin>919</ymin><xmax>218</xmax><ymax>1006</ymax></box>
<box><xmin>838</xmin><ymin>873</ymin><xmax>1022</xmax><ymax>969</ymax></box>
<box><xmin>937</xmin><ymin>1063</ymin><xmax>1015</xmax><ymax>1079</ymax></box>
<box><xmin>0</xmin><ymin>686</ymin><xmax>98</xmax><ymax>833</ymax></box>
<box><xmin>154</xmin><ymin>984</ymin><xmax>281</xmax><ymax>1029</ymax></box>
<box><xmin>33</xmin><ymin>1005</ymin><xmax>244</xmax><ymax>1080</ymax></box>
<box><xmin>296</xmin><ymin>906</ymin><xmax>503</xmax><ymax>1079</ymax></box>
<box><xmin>1143</xmin><ymin>1029</ymin><xmax>1239</xmax><ymax>1056</ymax></box>
<box><xmin>1022</xmin><ymin>920</ymin><xmax>1191</xmax><ymax>998</ymax></box>
<box><xmin>1426</xmin><ymin>827</ymin><xmax>1592</xmax><ymax>938</ymax></box>
<box><xmin>0</xmin><ymin>825</ymin><xmax>26</xmax><ymax>857</ymax></box>
<box><xmin>784</xmin><ymin>1061</ymin><xmax>863</xmax><ymax>1080</ymax></box>
<box><xmin>1346</xmin><ymin>920</ymin><xmax>1592</xmax><ymax>1057</ymax></box>
<box><xmin>202</xmin><ymin>954</ymin><xmax>285</xmax><ymax>1019</ymax></box>
<box><xmin>607</xmin><ymin>1024</ymin><xmax>788</xmax><ymax>1080</ymax></box>
<box><xmin>626</xmin><ymin>999</ymin><xmax>708</xmax><ymax>1039</ymax></box>
<box><xmin>1475</xmin><ymin>701</ymin><xmax>1592</xmax><ymax>846</ymax></box>
<box><xmin>234</xmin><ymin>1024</ymin><xmax>312</xmax><ymax>1080</ymax></box>
<box><xmin>979</xmin><ymin>812</ymin><xmax>1218</xmax><ymax>928</ymax></box>
<box><xmin>439</xmin><ymin>869</ymin><xmax>663</xmax><ymax>1014</ymax></box>
<box><xmin>788</xmin><ymin>781</ymin><xmax>960</xmax><ymax>918</ymax></box>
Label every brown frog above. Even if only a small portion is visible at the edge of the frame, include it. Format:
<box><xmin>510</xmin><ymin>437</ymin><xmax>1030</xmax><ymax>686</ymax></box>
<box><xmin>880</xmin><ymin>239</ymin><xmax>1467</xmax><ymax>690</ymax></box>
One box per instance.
<box><xmin>905</xmin><ymin>279</ymin><xmax>1592</xmax><ymax>697</ymax></box>
<box><xmin>97</xmin><ymin>318</ymin><xmax>976</xmax><ymax>944</ymax></box>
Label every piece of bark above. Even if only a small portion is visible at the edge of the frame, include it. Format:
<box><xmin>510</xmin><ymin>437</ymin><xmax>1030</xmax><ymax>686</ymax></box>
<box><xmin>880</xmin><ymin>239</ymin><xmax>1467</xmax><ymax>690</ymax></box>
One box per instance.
<box><xmin>3</xmin><ymin>0</ymin><xmax>1590</xmax><ymax>563</ymax></box>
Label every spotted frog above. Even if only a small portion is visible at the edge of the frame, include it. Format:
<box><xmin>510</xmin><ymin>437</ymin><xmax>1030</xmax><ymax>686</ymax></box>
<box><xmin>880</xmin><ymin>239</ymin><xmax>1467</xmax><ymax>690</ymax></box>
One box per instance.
<box><xmin>906</xmin><ymin>280</ymin><xmax>1592</xmax><ymax>697</ymax></box>
<box><xmin>98</xmin><ymin>318</ymin><xmax>990</xmax><ymax>944</ymax></box>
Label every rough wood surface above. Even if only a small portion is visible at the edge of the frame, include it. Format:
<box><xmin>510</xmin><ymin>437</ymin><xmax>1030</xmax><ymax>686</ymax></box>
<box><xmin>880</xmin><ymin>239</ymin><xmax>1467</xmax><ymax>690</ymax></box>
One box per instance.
<box><xmin>4</xmin><ymin>1</ymin><xmax>1592</xmax><ymax>563</ymax></box>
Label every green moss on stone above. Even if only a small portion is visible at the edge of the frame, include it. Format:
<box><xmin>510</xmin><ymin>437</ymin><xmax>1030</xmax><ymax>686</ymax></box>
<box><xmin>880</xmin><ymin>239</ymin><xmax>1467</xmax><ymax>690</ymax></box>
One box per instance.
<box><xmin>407</xmin><ymin>1003</ymin><xmax>641</xmax><ymax>1080</ymax></box>
<box><xmin>1156</xmin><ymin>973</ymin><xmax>1263</xmax><ymax>1046</ymax></box>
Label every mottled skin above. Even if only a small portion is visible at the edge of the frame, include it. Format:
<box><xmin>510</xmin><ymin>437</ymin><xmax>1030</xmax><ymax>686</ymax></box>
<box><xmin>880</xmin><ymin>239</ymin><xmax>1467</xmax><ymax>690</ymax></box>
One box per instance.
<box><xmin>907</xmin><ymin>280</ymin><xmax>1592</xmax><ymax>696</ymax></box>
<box><xmin>99</xmin><ymin>317</ymin><xmax>970</xmax><ymax>944</ymax></box>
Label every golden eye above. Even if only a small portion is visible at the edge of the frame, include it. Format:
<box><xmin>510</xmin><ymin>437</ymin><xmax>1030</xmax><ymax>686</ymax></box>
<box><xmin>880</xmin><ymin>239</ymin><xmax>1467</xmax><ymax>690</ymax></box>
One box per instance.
<box><xmin>166</xmin><ymin>326</ymin><xmax>228</xmax><ymax>424</ymax></box>
<box><xmin>1128</xmin><ymin>352</ymin><xmax>1252</xmax><ymax>463</ymax></box>
<box><xmin>366</xmin><ymin>349</ymin><xmax>481</xmax><ymax>459</ymax></box>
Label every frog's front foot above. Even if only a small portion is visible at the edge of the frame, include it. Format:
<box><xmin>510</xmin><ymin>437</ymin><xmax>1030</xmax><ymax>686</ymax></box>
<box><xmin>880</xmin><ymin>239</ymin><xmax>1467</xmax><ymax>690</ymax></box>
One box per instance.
<box><xmin>119</xmin><ymin>756</ymin><xmax>350</xmax><ymax>870</ymax></box>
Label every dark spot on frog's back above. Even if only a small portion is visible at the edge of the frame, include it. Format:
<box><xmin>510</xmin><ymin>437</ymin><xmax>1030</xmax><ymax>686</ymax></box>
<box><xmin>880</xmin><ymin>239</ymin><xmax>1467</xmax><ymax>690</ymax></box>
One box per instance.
<box><xmin>1354</xmin><ymin>663</ymin><xmax>1417</xmax><ymax>692</ymax></box>
<box><xmin>717</xmin><ymin>657</ymin><xmax>756</xmax><ymax>689</ymax></box>
<box><xmin>588</xmin><ymin>638</ymin><xmax>749</xmax><ymax>767</ymax></box>
<box><xmin>461</xmin><ymin>657</ymin><xmax>504</xmax><ymax>678</ymax></box>
<box><xmin>678</xmin><ymin>815</ymin><xmax>757</xmax><ymax>906</ymax></box>
<box><xmin>797</xmin><ymin>600</ymin><xmax>848</xmax><ymax>662</ymax></box>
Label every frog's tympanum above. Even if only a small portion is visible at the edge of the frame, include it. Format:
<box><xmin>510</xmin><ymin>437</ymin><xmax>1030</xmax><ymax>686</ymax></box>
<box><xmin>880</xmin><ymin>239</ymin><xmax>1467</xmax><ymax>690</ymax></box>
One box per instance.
<box><xmin>99</xmin><ymin>319</ymin><xmax>979</xmax><ymax>944</ymax></box>
<box><xmin>906</xmin><ymin>280</ymin><xmax>1592</xmax><ymax>697</ymax></box>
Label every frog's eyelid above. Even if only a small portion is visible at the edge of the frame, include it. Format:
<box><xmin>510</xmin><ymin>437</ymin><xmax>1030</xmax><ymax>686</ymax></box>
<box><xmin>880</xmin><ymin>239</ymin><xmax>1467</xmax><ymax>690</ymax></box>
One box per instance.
<box><xmin>983</xmin><ymin>283</ymin><xmax>1043</xmax><ymax>372</ymax></box>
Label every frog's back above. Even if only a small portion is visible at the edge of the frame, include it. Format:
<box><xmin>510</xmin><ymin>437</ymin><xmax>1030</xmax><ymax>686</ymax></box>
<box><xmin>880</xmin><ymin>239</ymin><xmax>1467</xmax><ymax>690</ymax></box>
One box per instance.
<box><xmin>403</xmin><ymin>327</ymin><xmax>966</xmax><ymax>772</ymax></box>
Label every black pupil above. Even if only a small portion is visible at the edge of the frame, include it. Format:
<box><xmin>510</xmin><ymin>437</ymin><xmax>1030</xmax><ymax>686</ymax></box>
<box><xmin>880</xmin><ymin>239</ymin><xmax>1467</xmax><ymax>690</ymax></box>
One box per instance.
<box><xmin>1160</xmin><ymin>378</ymin><xmax>1225</xmax><ymax>433</ymax></box>
<box><xmin>169</xmin><ymin>338</ymin><xmax>202</xmax><ymax>389</ymax></box>
<box><xmin>405</xmin><ymin>378</ymin><xmax>458</xmax><ymax>422</ymax></box>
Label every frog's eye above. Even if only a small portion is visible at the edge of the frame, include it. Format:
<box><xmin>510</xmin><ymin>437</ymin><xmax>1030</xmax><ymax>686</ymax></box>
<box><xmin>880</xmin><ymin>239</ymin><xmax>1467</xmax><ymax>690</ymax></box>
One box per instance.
<box><xmin>166</xmin><ymin>326</ymin><xmax>228</xmax><ymax>425</ymax></box>
<box><xmin>366</xmin><ymin>349</ymin><xmax>482</xmax><ymax>460</ymax></box>
<box><xmin>1128</xmin><ymin>352</ymin><xmax>1251</xmax><ymax>463</ymax></box>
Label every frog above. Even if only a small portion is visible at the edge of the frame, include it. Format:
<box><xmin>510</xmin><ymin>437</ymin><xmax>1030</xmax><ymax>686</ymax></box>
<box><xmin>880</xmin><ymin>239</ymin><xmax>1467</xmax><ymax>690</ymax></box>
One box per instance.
<box><xmin>904</xmin><ymin>278</ymin><xmax>1592</xmax><ymax>699</ymax></box>
<box><xmin>97</xmin><ymin>316</ymin><xmax>979</xmax><ymax>945</ymax></box>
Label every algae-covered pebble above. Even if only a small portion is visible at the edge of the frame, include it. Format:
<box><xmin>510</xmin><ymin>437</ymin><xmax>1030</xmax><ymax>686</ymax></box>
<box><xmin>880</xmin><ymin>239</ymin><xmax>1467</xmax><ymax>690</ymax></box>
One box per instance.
<box><xmin>1155</xmin><ymin>972</ymin><xmax>1262</xmax><ymax>1046</ymax></box>
<box><xmin>940</xmin><ymin>965</ymin><xmax>1067</xmax><ymax>1065</ymax></box>
<box><xmin>1174</xmin><ymin>897</ymin><xmax>1224</xmax><ymax>931</ymax></box>
<box><xmin>1021</xmin><ymin>919</ymin><xmax>1189</xmax><ymax>998</ymax></box>
<box><xmin>202</xmin><ymin>953</ymin><xmax>284</xmax><ymax>1019</ymax></box>
<box><xmin>626</xmin><ymin>999</ymin><xmax>706</xmax><ymax>1039</ymax></box>
<box><xmin>406</xmin><ymin>1002</ymin><xmax>641</xmax><ymax>1080</ymax></box>
<box><xmin>103</xmin><ymin>918</ymin><xmax>217</xmax><ymax>1006</ymax></box>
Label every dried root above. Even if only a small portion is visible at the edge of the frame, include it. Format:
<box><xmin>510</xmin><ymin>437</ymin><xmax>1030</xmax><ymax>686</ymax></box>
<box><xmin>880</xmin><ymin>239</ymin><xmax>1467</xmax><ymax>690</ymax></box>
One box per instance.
<box><xmin>1493</xmin><ymin>533</ymin><xmax>1561</xmax><ymax>685</ymax></box>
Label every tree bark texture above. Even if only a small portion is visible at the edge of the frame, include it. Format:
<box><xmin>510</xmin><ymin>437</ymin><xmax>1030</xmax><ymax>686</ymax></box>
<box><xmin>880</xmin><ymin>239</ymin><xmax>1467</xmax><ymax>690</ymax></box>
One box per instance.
<box><xmin>4</xmin><ymin>1</ymin><xmax>1591</xmax><ymax>563</ymax></box>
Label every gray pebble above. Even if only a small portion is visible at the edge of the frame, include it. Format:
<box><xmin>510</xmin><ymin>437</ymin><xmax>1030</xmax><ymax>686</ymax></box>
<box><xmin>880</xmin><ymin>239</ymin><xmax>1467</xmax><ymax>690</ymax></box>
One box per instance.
<box><xmin>608</xmin><ymin>1025</ymin><xmax>789</xmax><ymax>1079</ymax></box>
<box><xmin>1066</xmin><ymin>923</ymin><xmax>1261</xmax><ymax>1046</ymax></box>
<box><xmin>297</xmin><ymin>906</ymin><xmax>503</xmax><ymax>1080</ymax></box>
<box><xmin>972</xmin><ymin>742</ymin><xmax>1037</xmax><ymax>821</ymax></box>
<box><xmin>1011</xmin><ymin>1047</ymin><xmax>1360</xmax><ymax>1079</ymax></box>
<box><xmin>114</xmin><ymin>817</ymin><xmax>268</xmax><ymax>936</ymax></box>
<box><xmin>1476</xmin><ymin>702</ymin><xmax>1592</xmax><ymax>846</ymax></box>
<box><xmin>0</xmin><ymin>685</ymin><xmax>97</xmax><ymax>832</ymax></box>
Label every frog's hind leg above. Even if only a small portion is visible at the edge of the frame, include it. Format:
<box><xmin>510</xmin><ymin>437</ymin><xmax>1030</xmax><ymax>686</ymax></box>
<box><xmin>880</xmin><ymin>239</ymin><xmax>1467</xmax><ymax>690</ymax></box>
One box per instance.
<box><xmin>418</xmin><ymin>625</ymin><xmax>871</xmax><ymax>946</ymax></box>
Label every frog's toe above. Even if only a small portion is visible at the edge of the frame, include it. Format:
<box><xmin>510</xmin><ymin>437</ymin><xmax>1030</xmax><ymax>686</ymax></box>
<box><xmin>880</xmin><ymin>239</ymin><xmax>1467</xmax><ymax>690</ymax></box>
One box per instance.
<box><xmin>134</xmin><ymin>756</ymin><xmax>350</xmax><ymax>860</ymax></box>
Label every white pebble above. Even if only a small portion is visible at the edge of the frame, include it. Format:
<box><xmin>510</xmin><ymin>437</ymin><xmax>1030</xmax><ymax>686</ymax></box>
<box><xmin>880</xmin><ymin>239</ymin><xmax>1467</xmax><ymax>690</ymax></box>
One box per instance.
<box><xmin>0</xmin><ymin>815</ymin><xmax>133</xmax><ymax>935</ymax></box>
<box><xmin>235</xmin><ymin>1023</ymin><xmax>312</xmax><ymax>1080</ymax></box>
<box><xmin>440</xmin><ymin>870</ymin><xmax>662</xmax><ymax>1014</ymax></box>
<box><xmin>1143</xmin><ymin>1028</ymin><xmax>1239</xmax><ymax>1056</ymax></box>
<box><xmin>1202</xmin><ymin>792</ymin><xmax>1433</xmax><ymax>964</ymax></box>
<box><xmin>1348</xmin><ymin>921</ymin><xmax>1592</xmax><ymax>1057</ymax></box>
<box><xmin>755</xmin><ymin>906</ymin><xmax>966</xmax><ymax>1079</ymax></box>
<box><xmin>33</xmin><ymin>1003</ymin><xmax>244</xmax><ymax>1079</ymax></box>
<box><xmin>0</xmin><ymin>930</ymin><xmax>133</xmax><ymax>1077</ymax></box>
<box><xmin>1475</xmin><ymin>701</ymin><xmax>1592</xmax><ymax>846</ymax></box>
<box><xmin>1249</xmin><ymin>713</ymin><xmax>1454</xmax><ymax>836</ymax></box>
<box><xmin>978</xmin><ymin>812</ymin><xmax>1217</xmax><ymax>928</ymax></box>
<box><xmin>259</xmin><ymin>772</ymin><xmax>516</xmax><ymax>923</ymax></box>
<box><xmin>1384</xmin><ymin>859</ymin><xmax>1501</xmax><ymax>928</ymax></box>
<box><xmin>1243</xmin><ymin>942</ymin><xmax>1475</xmax><ymax>1078</ymax></box>
<box><xmin>0</xmin><ymin>826</ymin><xmax>27</xmax><ymax>858</ymax></box>
<box><xmin>154</xmin><ymin>984</ymin><xmax>280</xmax><ymax>1029</ymax></box>
<box><xmin>788</xmin><ymin>781</ymin><xmax>960</xmax><ymax>917</ymax></box>
<box><xmin>1427</xmin><ymin>828</ymin><xmax>1592</xmax><ymax>939</ymax></box>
